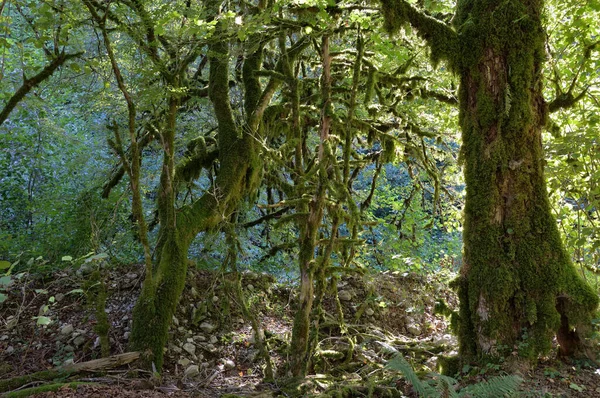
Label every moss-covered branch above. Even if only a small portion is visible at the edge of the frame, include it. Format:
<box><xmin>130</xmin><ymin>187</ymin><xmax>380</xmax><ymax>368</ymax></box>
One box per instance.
<box><xmin>0</xmin><ymin>51</ymin><xmax>81</xmax><ymax>126</ymax></box>
<box><xmin>548</xmin><ymin>90</ymin><xmax>587</xmax><ymax>113</ymax></box>
<box><xmin>379</xmin><ymin>0</ymin><xmax>457</xmax><ymax>65</ymax></box>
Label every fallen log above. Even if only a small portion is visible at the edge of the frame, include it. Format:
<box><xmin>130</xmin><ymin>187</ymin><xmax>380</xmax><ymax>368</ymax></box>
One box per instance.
<box><xmin>0</xmin><ymin>352</ymin><xmax>140</xmax><ymax>393</ymax></box>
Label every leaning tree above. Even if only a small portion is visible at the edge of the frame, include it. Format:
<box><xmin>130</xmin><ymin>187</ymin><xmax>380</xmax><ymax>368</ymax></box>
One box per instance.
<box><xmin>380</xmin><ymin>0</ymin><xmax>598</xmax><ymax>361</ymax></box>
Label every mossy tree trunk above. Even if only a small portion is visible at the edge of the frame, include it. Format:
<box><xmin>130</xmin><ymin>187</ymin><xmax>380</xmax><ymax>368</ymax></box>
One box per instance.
<box><xmin>124</xmin><ymin>0</ymin><xmax>269</xmax><ymax>371</ymax></box>
<box><xmin>454</xmin><ymin>0</ymin><xmax>598</xmax><ymax>360</ymax></box>
<box><xmin>380</xmin><ymin>0</ymin><xmax>598</xmax><ymax>360</ymax></box>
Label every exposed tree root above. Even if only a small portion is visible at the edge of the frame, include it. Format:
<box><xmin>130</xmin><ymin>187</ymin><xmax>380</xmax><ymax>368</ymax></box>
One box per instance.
<box><xmin>0</xmin><ymin>352</ymin><xmax>139</xmax><ymax>393</ymax></box>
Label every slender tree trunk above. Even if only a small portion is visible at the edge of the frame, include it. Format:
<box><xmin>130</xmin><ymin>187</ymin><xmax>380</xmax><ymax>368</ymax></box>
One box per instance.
<box><xmin>289</xmin><ymin>36</ymin><xmax>331</xmax><ymax>377</ymax></box>
<box><xmin>453</xmin><ymin>0</ymin><xmax>598</xmax><ymax>359</ymax></box>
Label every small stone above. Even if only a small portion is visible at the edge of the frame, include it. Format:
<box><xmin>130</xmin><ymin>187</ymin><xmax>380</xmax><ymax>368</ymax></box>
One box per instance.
<box><xmin>209</xmin><ymin>335</ymin><xmax>218</xmax><ymax>344</ymax></box>
<box><xmin>124</xmin><ymin>332</ymin><xmax>130</xmax><ymax>340</ymax></box>
<box><xmin>194</xmin><ymin>335</ymin><xmax>207</xmax><ymax>342</ymax></box>
<box><xmin>407</xmin><ymin>324</ymin><xmax>421</xmax><ymax>336</ymax></box>
<box><xmin>178</xmin><ymin>358</ymin><xmax>191</xmax><ymax>367</ymax></box>
<box><xmin>365</xmin><ymin>308</ymin><xmax>375</xmax><ymax>316</ymax></box>
<box><xmin>206</xmin><ymin>344</ymin><xmax>216</xmax><ymax>352</ymax></box>
<box><xmin>191</xmin><ymin>287</ymin><xmax>199</xmax><ymax>298</ymax></box>
<box><xmin>199</xmin><ymin>322</ymin><xmax>215</xmax><ymax>334</ymax></box>
<box><xmin>223</xmin><ymin>359</ymin><xmax>235</xmax><ymax>370</ymax></box>
<box><xmin>0</xmin><ymin>335</ymin><xmax>8</xmax><ymax>341</ymax></box>
<box><xmin>338</xmin><ymin>290</ymin><xmax>352</xmax><ymax>301</ymax></box>
<box><xmin>236</xmin><ymin>318</ymin><xmax>244</xmax><ymax>324</ymax></box>
<box><xmin>122</xmin><ymin>315</ymin><xmax>128</xmax><ymax>322</ymax></box>
<box><xmin>187</xmin><ymin>337</ymin><xmax>194</xmax><ymax>343</ymax></box>
<box><xmin>64</xmin><ymin>345</ymin><xmax>75</xmax><ymax>352</ymax></box>
<box><xmin>247</xmin><ymin>284</ymin><xmax>254</xmax><ymax>291</ymax></box>
<box><xmin>61</xmin><ymin>324</ymin><xmax>74</xmax><ymax>335</ymax></box>
<box><xmin>73</xmin><ymin>335</ymin><xmax>86</xmax><ymax>347</ymax></box>
<box><xmin>169</xmin><ymin>344</ymin><xmax>182</xmax><ymax>354</ymax></box>
<box><xmin>5</xmin><ymin>346</ymin><xmax>14</xmax><ymax>354</ymax></box>
<box><xmin>184</xmin><ymin>364</ymin><xmax>200</xmax><ymax>378</ymax></box>
<box><xmin>126</xmin><ymin>273</ymin><xmax>138</xmax><ymax>280</ymax></box>
<box><xmin>177</xmin><ymin>326</ymin><xmax>185</xmax><ymax>333</ymax></box>
<box><xmin>54</xmin><ymin>293</ymin><xmax>65</xmax><ymax>302</ymax></box>
<box><xmin>183</xmin><ymin>342</ymin><xmax>196</xmax><ymax>356</ymax></box>
<box><xmin>64</xmin><ymin>358</ymin><xmax>75</xmax><ymax>366</ymax></box>
<box><xmin>172</xmin><ymin>316</ymin><xmax>179</xmax><ymax>326</ymax></box>
<box><xmin>212</xmin><ymin>296</ymin><xmax>219</xmax><ymax>303</ymax></box>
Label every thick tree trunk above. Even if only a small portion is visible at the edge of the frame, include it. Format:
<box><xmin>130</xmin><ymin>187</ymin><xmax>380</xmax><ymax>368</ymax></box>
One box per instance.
<box><xmin>454</xmin><ymin>0</ymin><xmax>598</xmax><ymax>359</ymax></box>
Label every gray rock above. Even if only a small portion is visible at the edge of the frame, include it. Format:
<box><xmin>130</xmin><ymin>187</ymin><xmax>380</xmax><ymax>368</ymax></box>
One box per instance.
<box><xmin>407</xmin><ymin>324</ymin><xmax>421</xmax><ymax>336</ymax></box>
<box><xmin>223</xmin><ymin>359</ymin><xmax>235</xmax><ymax>370</ymax></box>
<box><xmin>247</xmin><ymin>284</ymin><xmax>254</xmax><ymax>291</ymax></box>
<box><xmin>73</xmin><ymin>335</ymin><xmax>86</xmax><ymax>346</ymax></box>
<box><xmin>184</xmin><ymin>364</ymin><xmax>200</xmax><ymax>378</ymax></box>
<box><xmin>63</xmin><ymin>358</ymin><xmax>75</xmax><ymax>366</ymax></box>
<box><xmin>199</xmin><ymin>322</ymin><xmax>215</xmax><ymax>334</ymax></box>
<box><xmin>186</xmin><ymin>337</ymin><xmax>194</xmax><ymax>343</ymax></box>
<box><xmin>5</xmin><ymin>346</ymin><xmax>14</xmax><ymax>354</ymax></box>
<box><xmin>365</xmin><ymin>308</ymin><xmax>375</xmax><ymax>316</ymax></box>
<box><xmin>178</xmin><ymin>358</ymin><xmax>191</xmax><ymax>367</ymax></box>
<box><xmin>194</xmin><ymin>335</ymin><xmax>207</xmax><ymax>342</ymax></box>
<box><xmin>64</xmin><ymin>345</ymin><xmax>74</xmax><ymax>352</ymax></box>
<box><xmin>183</xmin><ymin>342</ymin><xmax>196</xmax><ymax>356</ymax></box>
<box><xmin>61</xmin><ymin>324</ymin><xmax>74</xmax><ymax>335</ymax></box>
<box><xmin>0</xmin><ymin>334</ymin><xmax>9</xmax><ymax>341</ymax></box>
<box><xmin>54</xmin><ymin>293</ymin><xmax>65</xmax><ymax>302</ymax></box>
<box><xmin>191</xmin><ymin>287</ymin><xmax>199</xmax><ymax>298</ymax></box>
<box><xmin>209</xmin><ymin>335</ymin><xmax>218</xmax><ymax>344</ymax></box>
<box><xmin>338</xmin><ymin>290</ymin><xmax>352</xmax><ymax>301</ymax></box>
<box><xmin>172</xmin><ymin>316</ymin><xmax>179</xmax><ymax>326</ymax></box>
<box><xmin>169</xmin><ymin>344</ymin><xmax>182</xmax><ymax>354</ymax></box>
<box><xmin>124</xmin><ymin>332</ymin><xmax>130</xmax><ymax>340</ymax></box>
<box><xmin>212</xmin><ymin>296</ymin><xmax>219</xmax><ymax>303</ymax></box>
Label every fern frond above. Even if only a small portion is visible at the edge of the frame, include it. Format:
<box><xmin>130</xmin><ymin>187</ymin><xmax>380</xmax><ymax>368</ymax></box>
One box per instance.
<box><xmin>435</xmin><ymin>375</ymin><xmax>459</xmax><ymax>398</ymax></box>
<box><xmin>458</xmin><ymin>375</ymin><xmax>522</xmax><ymax>397</ymax></box>
<box><xmin>386</xmin><ymin>355</ymin><xmax>438</xmax><ymax>398</ymax></box>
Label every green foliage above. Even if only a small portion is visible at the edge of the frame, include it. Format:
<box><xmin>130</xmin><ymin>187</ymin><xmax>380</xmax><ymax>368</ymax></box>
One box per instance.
<box><xmin>387</xmin><ymin>355</ymin><xmax>522</xmax><ymax>398</ymax></box>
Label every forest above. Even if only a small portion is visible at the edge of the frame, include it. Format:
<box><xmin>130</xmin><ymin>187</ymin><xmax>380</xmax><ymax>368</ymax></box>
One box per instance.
<box><xmin>0</xmin><ymin>0</ymin><xmax>599</xmax><ymax>396</ymax></box>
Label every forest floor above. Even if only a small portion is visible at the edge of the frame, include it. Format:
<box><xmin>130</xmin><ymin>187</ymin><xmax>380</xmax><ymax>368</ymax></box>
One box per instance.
<box><xmin>1</xmin><ymin>263</ymin><xmax>600</xmax><ymax>397</ymax></box>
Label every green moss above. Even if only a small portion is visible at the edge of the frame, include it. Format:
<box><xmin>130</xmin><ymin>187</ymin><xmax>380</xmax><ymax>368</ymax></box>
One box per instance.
<box><xmin>129</xmin><ymin>234</ymin><xmax>188</xmax><ymax>370</ymax></box>
<box><xmin>379</xmin><ymin>0</ymin><xmax>458</xmax><ymax>67</ymax></box>
<box><xmin>438</xmin><ymin>355</ymin><xmax>460</xmax><ymax>376</ymax></box>
<box><xmin>85</xmin><ymin>270</ymin><xmax>110</xmax><ymax>357</ymax></box>
<box><xmin>4</xmin><ymin>382</ymin><xmax>94</xmax><ymax>398</ymax></box>
<box><xmin>452</xmin><ymin>0</ymin><xmax>598</xmax><ymax>364</ymax></box>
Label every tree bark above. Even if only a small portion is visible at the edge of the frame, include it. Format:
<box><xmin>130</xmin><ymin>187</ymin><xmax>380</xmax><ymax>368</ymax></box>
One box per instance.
<box><xmin>380</xmin><ymin>0</ymin><xmax>598</xmax><ymax>361</ymax></box>
<box><xmin>453</xmin><ymin>0</ymin><xmax>598</xmax><ymax>359</ymax></box>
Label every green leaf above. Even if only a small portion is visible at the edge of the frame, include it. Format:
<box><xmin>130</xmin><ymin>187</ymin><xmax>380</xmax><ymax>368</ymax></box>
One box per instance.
<box><xmin>62</xmin><ymin>256</ymin><xmax>73</xmax><ymax>262</ymax></box>
<box><xmin>35</xmin><ymin>316</ymin><xmax>52</xmax><ymax>325</ymax></box>
<box><xmin>0</xmin><ymin>275</ymin><xmax>12</xmax><ymax>287</ymax></box>
<box><xmin>84</xmin><ymin>253</ymin><xmax>108</xmax><ymax>263</ymax></box>
<box><xmin>70</xmin><ymin>63</ymin><xmax>81</xmax><ymax>73</ymax></box>
<box><xmin>0</xmin><ymin>292</ymin><xmax>7</xmax><ymax>304</ymax></box>
<box><xmin>0</xmin><ymin>260</ymin><xmax>10</xmax><ymax>270</ymax></box>
<box><xmin>67</xmin><ymin>288</ymin><xmax>84</xmax><ymax>295</ymax></box>
<box><xmin>569</xmin><ymin>383</ymin><xmax>584</xmax><ymax>392</ymax></box>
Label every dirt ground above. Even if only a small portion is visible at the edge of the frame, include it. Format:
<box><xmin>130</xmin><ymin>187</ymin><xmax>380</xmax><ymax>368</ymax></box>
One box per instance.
<box><xmin>2</xmin><ymin>264</ymin><xmax>600</xmax><ymax>397</ymax></box>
